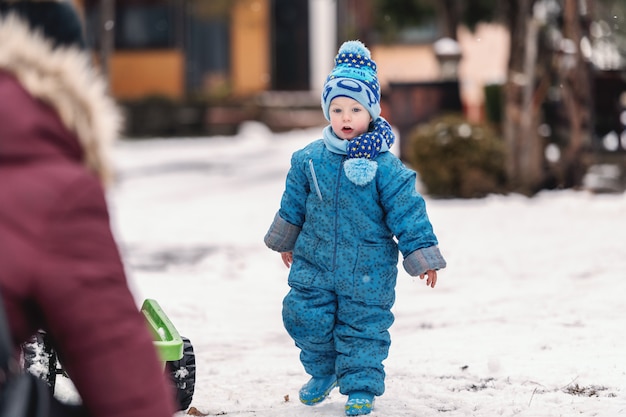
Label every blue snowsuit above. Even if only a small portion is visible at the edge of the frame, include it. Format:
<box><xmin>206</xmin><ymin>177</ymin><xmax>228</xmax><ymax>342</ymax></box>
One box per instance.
<box><xmin>265</xmin><ymin>139</ymin><xmax>446</xmax><ymax>396</ymax></box>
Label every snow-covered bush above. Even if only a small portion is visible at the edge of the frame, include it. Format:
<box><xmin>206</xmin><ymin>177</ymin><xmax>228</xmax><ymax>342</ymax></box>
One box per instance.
<box><xmin>408</xmin><ymin>114</ymin><xmax>507</xmax><ymax>198</ymax></box>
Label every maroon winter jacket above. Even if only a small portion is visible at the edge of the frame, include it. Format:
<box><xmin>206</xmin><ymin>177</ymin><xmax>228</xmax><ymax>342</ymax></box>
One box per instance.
<box><xmin>0</xmin><ymin>15</ymin><xmax>176</xmax><ymax>417</ymax></box>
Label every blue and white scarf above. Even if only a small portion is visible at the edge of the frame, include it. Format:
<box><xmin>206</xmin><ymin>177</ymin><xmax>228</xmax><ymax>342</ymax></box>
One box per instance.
<box><xmin>322</xmin><ymin>117</ymin><xmax>395</xmax><ymax>185</ymax></box>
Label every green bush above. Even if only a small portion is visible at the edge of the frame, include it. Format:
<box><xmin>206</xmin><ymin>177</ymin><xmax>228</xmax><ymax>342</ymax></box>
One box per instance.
<box><xmin>408</xmin><ymin>114</ymin><xmax>507</xmax><ymax>198</ymax></box>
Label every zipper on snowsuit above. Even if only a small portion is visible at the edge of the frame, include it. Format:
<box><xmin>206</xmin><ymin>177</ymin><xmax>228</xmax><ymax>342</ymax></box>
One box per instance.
<box><xmin>331</xmin><ymin>156</ymin><xmax>345</xmax><ymax>270</ymax></box>
<box><xmin>309</xmin><ymin>159</ymin><xmax>323</xmax><ymax>202</ymax></box>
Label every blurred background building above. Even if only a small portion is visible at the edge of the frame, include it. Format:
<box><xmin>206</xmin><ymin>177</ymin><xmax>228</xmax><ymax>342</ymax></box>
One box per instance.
<box><xmin>67</xmin><ymin>0</ymin><xmax>626</xmax><ymax>195</ymax></box>
<box><xmin>68</xmin><ymin>0</ymin><xmax>508</xmax><ymax>133</ymax></box>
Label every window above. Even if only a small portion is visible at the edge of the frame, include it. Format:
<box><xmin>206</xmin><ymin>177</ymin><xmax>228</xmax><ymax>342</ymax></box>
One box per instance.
<box><xmin>84</xmin><ymin>1</ymin><xmax>177</xmax><ymax>50</ymax></box>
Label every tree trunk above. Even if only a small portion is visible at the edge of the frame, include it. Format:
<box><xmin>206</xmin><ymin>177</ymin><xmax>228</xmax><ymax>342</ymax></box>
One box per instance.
<box><xmin>434</xmin><ymin>0</ymin><xmax>461</xmax><ymax>39</ymax></box>
<box><xmin>557</xmin><ymin>0</ymin><xmax>593</xmax><ymax>188</ymax></box>
<box><xmin>502</xmin><ymin>0</ymin><xmax>544</xmax><ymax>195</ymax></box>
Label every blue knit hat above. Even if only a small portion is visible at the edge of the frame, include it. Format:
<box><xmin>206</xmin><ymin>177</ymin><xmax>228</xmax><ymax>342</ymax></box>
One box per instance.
<box><xmin>321</xmin><ymin>40</ymin><xmax>381</xmax><ymax>121</ymax></box>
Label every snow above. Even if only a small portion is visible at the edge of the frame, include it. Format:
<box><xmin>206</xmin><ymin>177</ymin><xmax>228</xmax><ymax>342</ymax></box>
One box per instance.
<box><xmin>72</xmin><ymin>122</ymin><xmax>626</xmax><ymax>416</ymax></box>
<box><xmin>23</xmin><ymin>338</ymin><xmax>51</xmax><ymax>379</ymax></box>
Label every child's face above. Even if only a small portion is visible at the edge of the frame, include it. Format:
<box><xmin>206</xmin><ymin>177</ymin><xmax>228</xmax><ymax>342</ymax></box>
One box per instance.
<box><xmin>328</xmin><ymin>96</ymin><xmax>372</xmax><ymax>140</ymax></box>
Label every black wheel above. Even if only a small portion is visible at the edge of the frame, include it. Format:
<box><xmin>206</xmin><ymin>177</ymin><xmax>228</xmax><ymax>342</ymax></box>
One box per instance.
<box><xmin>167</xmin><ymin>336</ymin><xmax>196</xmax><ymax>411</ymax></box>
<box><xmin>22</xmin><ymin>330</ymin><xmax>58</xmax><ymax>392</ymax></box>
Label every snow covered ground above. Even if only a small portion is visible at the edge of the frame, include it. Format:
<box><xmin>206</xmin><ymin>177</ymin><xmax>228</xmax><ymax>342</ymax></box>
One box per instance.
<box><xmin>89</xmin><ymin>122</ymin><xmax>626</xmax><ymax>416</ymax></box>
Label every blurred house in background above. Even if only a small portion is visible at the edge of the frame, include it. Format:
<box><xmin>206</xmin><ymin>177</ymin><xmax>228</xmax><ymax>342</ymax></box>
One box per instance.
<box><xmin>67</xmin><ymin>0</ymin><xmax>507</xmax><ymax>136</ymax></box>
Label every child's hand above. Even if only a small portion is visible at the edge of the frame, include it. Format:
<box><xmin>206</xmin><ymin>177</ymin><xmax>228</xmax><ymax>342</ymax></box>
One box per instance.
<box><xmin>281</xmin><ymin>252</ymin><xmax>293</xmax><ymax>268</ymax></box>
<box><xmin>420</xmin><ymin>270</ymin><xmax>438</xmax><ymax>288</ymax></box>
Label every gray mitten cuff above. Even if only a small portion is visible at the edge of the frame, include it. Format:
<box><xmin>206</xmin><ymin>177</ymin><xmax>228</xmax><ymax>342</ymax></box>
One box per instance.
<box><xmin>402</xmin><ymin>246</ymin><xmax>447</xmax><ymax>276</ymax></box>
<box><xmin>264</xmin><ymin>212</ymin><xmax>301</xmax><ymax>252</ymax></box>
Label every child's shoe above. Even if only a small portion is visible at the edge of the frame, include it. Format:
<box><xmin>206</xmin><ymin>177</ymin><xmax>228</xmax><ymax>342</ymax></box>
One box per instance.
<box><xmin>299</xmin><ymin>375</ymin><xmax>338</xmax><ymax>405</ymax></box>
<box><xmin>345</xmin><ymin>391</ymin><xmax>375</xmax><ymax>415</ymax></box>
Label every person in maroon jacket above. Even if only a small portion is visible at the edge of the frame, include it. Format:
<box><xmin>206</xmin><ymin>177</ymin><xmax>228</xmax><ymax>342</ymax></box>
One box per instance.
<box><xmin>0</xmin><ymin>2</ymin><xmax>176</xmax><ymax>417</ymax></box>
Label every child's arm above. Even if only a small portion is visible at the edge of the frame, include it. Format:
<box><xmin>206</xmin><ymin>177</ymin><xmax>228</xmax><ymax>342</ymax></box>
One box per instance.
<box><xmin>265</xmin><ymin>212</ymin><xmax>301</xmax><ymax>252</ymax></box>
<box><xmin>378</xmin><ymin>157</ymin><xmax>446</xmax><ymax>277</ymax></box>
<box><xmin>264</xmin><ymin>152</ymin><xmax>308</xmax><ymax>253</ymax></box>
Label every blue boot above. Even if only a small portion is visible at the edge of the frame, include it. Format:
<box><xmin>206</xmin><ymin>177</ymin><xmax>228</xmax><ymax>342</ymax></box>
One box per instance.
<box><xmin>345</xmin><ymin>391</ymin><xmax>375</xmax><ymax>415</ymax></box>
<box><xmin>299</xmin><ymin>375</ymin><xmax>338</xmax><ymax>405</ymax></box>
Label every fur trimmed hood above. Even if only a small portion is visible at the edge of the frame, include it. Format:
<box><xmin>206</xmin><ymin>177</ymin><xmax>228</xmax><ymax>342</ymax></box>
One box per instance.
<box><xmin>0</xmin><ymin>13</ymin><xmax>121</xmax><ymax>184</ymax></box>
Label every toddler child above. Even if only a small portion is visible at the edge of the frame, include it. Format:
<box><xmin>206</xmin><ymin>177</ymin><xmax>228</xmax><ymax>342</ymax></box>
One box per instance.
<box><xmin>265</xmin><ymin>40</ymin><xmax>446</xmax><ymax>416</ymax></box>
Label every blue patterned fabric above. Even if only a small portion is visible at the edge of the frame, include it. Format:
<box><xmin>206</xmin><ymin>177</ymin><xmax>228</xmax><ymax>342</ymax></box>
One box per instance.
<box><xmin>264</xmin><ymin>139</ymin><xmax>446</xmax><ymax>397</ymax></box>
<box><xmin>346</xmin><ymin>117</ymin><xmax>394</xmax><ymax>160</ymax></box>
